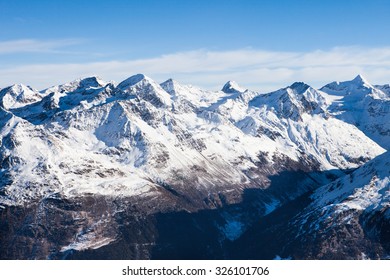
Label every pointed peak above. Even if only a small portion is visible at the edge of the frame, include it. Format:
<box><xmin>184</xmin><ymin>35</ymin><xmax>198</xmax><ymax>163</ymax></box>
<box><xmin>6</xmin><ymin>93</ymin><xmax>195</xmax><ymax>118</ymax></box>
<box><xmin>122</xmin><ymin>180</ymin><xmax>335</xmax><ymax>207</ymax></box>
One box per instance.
<box><xmin>117</xmin><ymin>74</ymin><xmax>172</xmax><ymax>107</ymax></box>
<box><xmin>351</xmin><ymin>74</ymin><xmax>370</xmax><ymax>86</ymax></box>
<box><xmin>77</xmin><ymin>76</ymin><xmax>107</xmax><ymax>89</ymax></box>
<box><xmin>43</xmin><ymin>76</ymin><xmax>107</xmax><ymax>95</ymax></box>
<box><xmin>1</xmin><ymin>84</ymin><xmax>34</xmax><ymax>94</ymax></box>
<box><xmin>0</xmin><ymin>84</ymin><xmax>39</xmax><ymax>97</ymax></box>
<box><xmin>0</xmin><ymin>84</ymin><xmax>42</xmax><ymax>109</ymax></box>
<box><xmin>160</xmin><ymin>78</ymin><xmax>180</xmax><ymax>94</ymax></box>
<box><xmin>320</xmin><ymin>74</ymin><xmax>376</xmax><ymax>97</ymax></box>
<box><xmin>82</xmin><ymin>76</ymin><xmax>106</xmax><ymax>85</ymax></box>
<box><xmin>117</xmin><ymin>74</ymin><xmax>152</xmax><ymax>89</ymax></box>
<box><xmin>9</xmin><ymin>83</ymin><xmax>26</xmax><ymax>90</ymax></box>
<box><xmin>288</xmin><ymin>82</ymin><xmax>310</xmax><ymax>94</ymax></box>
<box><xmin>162</xmin><ymin>78</ymin><xmax>174</xmax><ymax>83</ymax></box>
<box><xmin>221</xmin><ymin>81</ymin><xmax>245</xmax><ymax>93</ymax></box>
<box><xmin>160</xmin><ymin>78</ymin><xmax>177</xmax><ymax>87</ymax></box>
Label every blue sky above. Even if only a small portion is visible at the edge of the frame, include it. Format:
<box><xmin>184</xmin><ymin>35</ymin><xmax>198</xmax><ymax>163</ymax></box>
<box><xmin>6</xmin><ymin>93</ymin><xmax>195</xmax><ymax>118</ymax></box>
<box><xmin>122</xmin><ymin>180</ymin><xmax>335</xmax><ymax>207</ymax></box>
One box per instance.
<box><xmin>1</xmin><ymin>0</ymin><xmax>390</xmax><ymax>90</ymax></box>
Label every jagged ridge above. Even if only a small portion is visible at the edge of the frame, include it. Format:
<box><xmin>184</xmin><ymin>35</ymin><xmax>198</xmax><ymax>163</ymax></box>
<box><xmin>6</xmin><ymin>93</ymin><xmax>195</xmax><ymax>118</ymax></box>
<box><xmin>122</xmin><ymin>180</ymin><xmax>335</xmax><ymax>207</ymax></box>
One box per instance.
<box><xmin>0</xmin><ymin>73</ymin><xmax>389</xmax><ymax>259</ymax></box>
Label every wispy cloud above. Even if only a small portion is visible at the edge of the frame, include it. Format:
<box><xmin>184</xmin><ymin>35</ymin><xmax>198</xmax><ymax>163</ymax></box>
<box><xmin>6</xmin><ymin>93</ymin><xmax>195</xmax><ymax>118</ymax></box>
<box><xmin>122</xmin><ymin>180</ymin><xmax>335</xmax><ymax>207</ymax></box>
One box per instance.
<box><xmin>1</xmin><ymin>46</ymin><xmax>390</xmax><ymax>91</ymax></box>
<box><xmin>0</xmin><ymin>39</ymin><xmax>83</xmax><ymax>54</ymax></box>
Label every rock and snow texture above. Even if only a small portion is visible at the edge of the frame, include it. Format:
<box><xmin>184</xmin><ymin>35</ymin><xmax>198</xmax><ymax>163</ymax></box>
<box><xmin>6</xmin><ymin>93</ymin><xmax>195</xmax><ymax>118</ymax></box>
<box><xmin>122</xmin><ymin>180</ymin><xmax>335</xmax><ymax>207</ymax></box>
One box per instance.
<box><xmin>296</xmin><ymin>151</ymin><xmax>390</xmax><ymax>234</ymax></box>
<box><xmin>0</xmin><ymin>73</ymin><xmax>389</xmax><ymax>259</ymax></box>
<box><xmin>0</xmin><ymin>84</ymin><xmax>43</xmax><ymax>109</ymax></box>
<box><xmin>281</xmin><ymin>151</ymin><xmax>390</xmax><ymax>259</ymax></box>
<box><xmin>321</xmin><ymin>75</ymin><xmax>390</xmax><ymax>149</ymax></box>
<box><xmin>221</xmin><ymin>81</ymin><xmax>246</xmax><ymax>94</ymax></box>
<box><xmin>0</xmin><ymin>74</ymin><xmax>385</xmax><ymax>208</ymax></box>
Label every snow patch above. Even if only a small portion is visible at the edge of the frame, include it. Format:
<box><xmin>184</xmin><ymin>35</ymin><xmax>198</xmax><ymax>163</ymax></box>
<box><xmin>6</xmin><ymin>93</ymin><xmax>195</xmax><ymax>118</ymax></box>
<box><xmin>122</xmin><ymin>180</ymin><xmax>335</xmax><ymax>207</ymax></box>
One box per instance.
<box><xmin>221</xmin><ymin>220</ymin><xmax>244</xmax><ymax>241</ymax></box>
<box><xmin>264</xmin><ymin>200</ymin><xmax>280</xmax><ymax>215</ymax></box>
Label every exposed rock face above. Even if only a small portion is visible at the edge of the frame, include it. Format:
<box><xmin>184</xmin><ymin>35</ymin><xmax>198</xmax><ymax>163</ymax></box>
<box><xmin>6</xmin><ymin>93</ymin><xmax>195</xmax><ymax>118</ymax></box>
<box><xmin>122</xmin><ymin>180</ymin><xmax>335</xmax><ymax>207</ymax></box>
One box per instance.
<box><xmin>232</xmin><ymin>151</ymin><xmax>390</xmax><ymax>260</ymax></box>
<box><xmin>0</xmin><ymin>74</ymin><xmax>389</xmax><ymax>259</ymax></box>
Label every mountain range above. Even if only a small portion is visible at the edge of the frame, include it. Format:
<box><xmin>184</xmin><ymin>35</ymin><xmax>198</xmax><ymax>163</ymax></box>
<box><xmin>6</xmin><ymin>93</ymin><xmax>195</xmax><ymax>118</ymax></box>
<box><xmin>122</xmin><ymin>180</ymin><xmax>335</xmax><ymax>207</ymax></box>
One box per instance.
<box><xmin>0</xmin><ymin>74</ymin><xmax>389</xmax><ymax>259</ymax></box>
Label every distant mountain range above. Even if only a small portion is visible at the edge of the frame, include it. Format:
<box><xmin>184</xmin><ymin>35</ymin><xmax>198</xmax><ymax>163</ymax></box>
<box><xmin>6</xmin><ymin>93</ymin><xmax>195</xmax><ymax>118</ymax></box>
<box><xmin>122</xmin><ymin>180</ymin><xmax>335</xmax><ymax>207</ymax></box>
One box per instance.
<box><xmin>0</xmin><ymin>74</ymin><xmax>389</xmax><ymax>259</ymax></box>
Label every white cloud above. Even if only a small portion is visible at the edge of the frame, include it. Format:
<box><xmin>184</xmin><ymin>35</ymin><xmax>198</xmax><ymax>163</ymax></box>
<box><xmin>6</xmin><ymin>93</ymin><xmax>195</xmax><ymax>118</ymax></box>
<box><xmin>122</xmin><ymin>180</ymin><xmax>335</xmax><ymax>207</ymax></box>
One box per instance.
<box><xmin>1</xmin><ymin>46</ymin><xmax>390</xmax><ymax>91</ymax></box>
<box><xmin>0</xmin><ymin>39</ymin><xmax>83</xmax><ymax>54</ymax></box>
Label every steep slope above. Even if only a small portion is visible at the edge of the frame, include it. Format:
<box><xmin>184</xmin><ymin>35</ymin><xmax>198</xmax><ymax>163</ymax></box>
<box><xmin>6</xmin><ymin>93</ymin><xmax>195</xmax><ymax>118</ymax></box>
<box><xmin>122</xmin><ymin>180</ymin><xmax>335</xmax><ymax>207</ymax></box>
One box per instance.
<box><xmin>321</xmin><ymin>75</ymin><xmax>390</xmax><ymax>149</ymax></box>
<box><xmin>375</xmin><ymin>84</ymin><xmax>390</xmax><ymax>96</ymax></box>
<box><xmin>230</xmin><ymin>74</ymin><xmax>390</xmax><ymax>259</ymax></box>
<box><xmin>286</xmin><ymin>151</ymin><xmax>390</xmax><ymax>259</ymax></box>
<box><xmin>231</xmin><ymin>152</ymin><xmax>390</xmax><ymax>260</ymax></box>
<box><xmin>118</xmin><ymin>74</ymin><xmax>172</xmax><ymax>108</ymax></box>
<box><xmin>221</xmin><ymin>81</ymin><xmax>246</xmax><ymax>94</ymax></box>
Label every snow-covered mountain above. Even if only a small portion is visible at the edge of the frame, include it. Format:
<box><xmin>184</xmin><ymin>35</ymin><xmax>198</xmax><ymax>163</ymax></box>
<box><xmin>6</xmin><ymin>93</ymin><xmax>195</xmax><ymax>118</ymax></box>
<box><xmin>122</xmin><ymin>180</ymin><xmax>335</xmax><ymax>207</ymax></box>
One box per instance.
<box><xmin>269</xmin><ymin>150</ymin><xmax>390</xmax><ymax>259</ymax></box>
<box><xmin>0</xmin><ymin>84</ymin><xmax>43</xmax><ymax>109</ymax></box>
<box><xmin>320</xmin><ymin>75</ymin><xmax>390</xmax><ymax>149</ymax></box>
<box><xmin>298</xmin><ymin>150</ymin><xmax>390</xmax><ymax>236</ymax></box>
<box><xmin>0</xmin><ymin>74</ymin><xmax>388</xmax><ymax>259</ymax></box>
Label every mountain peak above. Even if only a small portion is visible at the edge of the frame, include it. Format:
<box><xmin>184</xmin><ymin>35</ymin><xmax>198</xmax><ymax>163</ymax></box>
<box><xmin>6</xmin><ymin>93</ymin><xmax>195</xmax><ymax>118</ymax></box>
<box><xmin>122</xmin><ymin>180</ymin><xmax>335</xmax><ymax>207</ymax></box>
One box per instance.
<box><xmin>117</xmin><ymin>74</ymin><xmax>150</xmax><ymax>90</ymax></box>
<box><xmin>221</xmin><ymin>81</ymin><xmax>245</xmax><ymax>93</ymax></box>
<box><xmin>117</xmin><ymin>74</ymin><xmax>172</xmax><ymax>107</ymax></box>
<box><xmin>160</xmin><ymin>78</ymin><xmax>180</xmax><ymax>95</ymax></box>
<box><xmin>320</xmin><ymin>74</ymin><xmax>374</xmax><ymax>95</ymax></box>
<box><xmin>0</xmin><ymin>84</ymin><xmax>42</xmax><ymax>109</ymax></box>
<box><xmin>77</xmin><ymin>76</ymin><xmax>107</xmax><ymax>88</ymax></box>
<box><xmin>160</xmin><ymin>78</ymin><xmax>177</xmax><ymax>88</ymax></box>
<box><xmin>351</xmin><ymin>74</ymin><xmax>370</xmax><ymax>86</ymax></box>
<box><xmin>42</xmin><ymin>76</ymin><xmax>108</xmax><ymax>96</ymax></box>
<box><xmin>2</xmin><ymin>84</ymin><xmax>32</xmax><ymax>93</ymax></box>
<box><xmin>289</xmin><ymin>82</ymin><xmax>310</xmax><ymax>94</ymax></box>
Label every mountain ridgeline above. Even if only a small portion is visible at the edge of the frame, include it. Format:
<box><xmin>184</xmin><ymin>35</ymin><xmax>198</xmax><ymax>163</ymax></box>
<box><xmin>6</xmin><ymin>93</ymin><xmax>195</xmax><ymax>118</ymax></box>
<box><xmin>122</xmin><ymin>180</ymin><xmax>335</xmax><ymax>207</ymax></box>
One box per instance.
<box><xmin>0</xmin><ymin>74</ymin><xmax>389</xmax><ymax>259</ymax></box>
